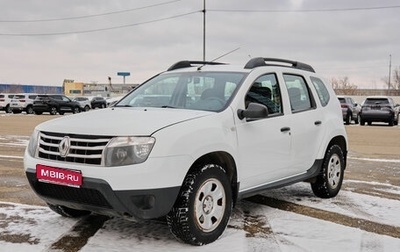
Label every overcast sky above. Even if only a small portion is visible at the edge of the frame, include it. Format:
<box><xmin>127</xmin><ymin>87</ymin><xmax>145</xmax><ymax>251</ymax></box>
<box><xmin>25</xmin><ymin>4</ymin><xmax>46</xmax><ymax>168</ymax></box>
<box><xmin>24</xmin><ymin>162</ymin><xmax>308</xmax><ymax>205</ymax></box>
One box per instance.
<box><xmin>0</xmin><ymin>0</ymin><xmax>399</xmax><ymax>89</ymax></box>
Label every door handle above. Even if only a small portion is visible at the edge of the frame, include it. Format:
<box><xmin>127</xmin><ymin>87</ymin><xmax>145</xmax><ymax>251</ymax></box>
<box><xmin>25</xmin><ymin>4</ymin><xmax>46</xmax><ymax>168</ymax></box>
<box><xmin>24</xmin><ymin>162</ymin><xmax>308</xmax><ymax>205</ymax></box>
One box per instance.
<box><xmin>314</xmin><ymin>121</ymin><xmax>322</xmax><ymax>126</ymax></box>
<box><xmin>280</xmin><ymin>127</ymin><xmax>291</xmax><ymax>132</ymax></box>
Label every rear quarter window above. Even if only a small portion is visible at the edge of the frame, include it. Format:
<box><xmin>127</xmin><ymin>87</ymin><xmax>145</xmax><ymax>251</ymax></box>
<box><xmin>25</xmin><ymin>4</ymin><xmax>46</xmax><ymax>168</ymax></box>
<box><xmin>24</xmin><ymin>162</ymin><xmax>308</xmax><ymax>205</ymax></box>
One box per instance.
<box><xmin>310</xmin><ymin>77</ymin><xmax>330</xmax><ymax>107</ymax></box>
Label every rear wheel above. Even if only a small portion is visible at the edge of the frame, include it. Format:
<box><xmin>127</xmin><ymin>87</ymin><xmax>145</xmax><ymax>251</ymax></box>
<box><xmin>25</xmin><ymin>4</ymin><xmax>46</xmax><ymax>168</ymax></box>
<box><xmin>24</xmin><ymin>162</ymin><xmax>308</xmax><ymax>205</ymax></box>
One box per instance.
<box><xmin>48</xmin><ymin>204</ymin><xmax>91</xmax><ymax>218</ymax></box>
<box><xmin>311</xmin><ymin>145</ymin><xmax>345</xmax><ymax>198</ymax></box>
<box><xmin>5</xmin><ymin>105</ymin><xmax>12</xmax><ymax>113</ymax></box>
<box><xmin>73</xmin><ymin>107</ymin><xmax>80</xmax><ymax>114</ymax></box>
<box><xmin>167</xmin><ymin>164</ymin><xmax>232</xmax><ymax>245</ymax></box>
<box><xmin>389</xmin><ymin>117</ymin><xmax>394</xmax><ymax>126</ymax></box>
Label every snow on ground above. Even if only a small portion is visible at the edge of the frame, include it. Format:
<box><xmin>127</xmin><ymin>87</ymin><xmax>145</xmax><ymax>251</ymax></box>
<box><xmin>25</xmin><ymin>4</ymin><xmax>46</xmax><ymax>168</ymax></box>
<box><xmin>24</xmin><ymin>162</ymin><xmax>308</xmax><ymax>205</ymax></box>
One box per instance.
<box><xmin>0</xmin><ymin>182</ymin><xmax>399</xmax><ymax>252</ymax></box>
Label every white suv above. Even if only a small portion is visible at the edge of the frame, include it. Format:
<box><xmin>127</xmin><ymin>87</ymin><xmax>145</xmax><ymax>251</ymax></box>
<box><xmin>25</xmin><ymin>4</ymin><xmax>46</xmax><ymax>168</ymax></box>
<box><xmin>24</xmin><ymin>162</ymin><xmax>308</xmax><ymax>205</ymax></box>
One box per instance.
<box><xmin>0</xmin><ymin>93</ymin><xmax>15</xmax><ymax>113</ymax></box>
<box><xmin>24</xmin><ymin>58</ymin><xmax>348</xmax><ymax>245</ymax></box>
<box><xmin>10</xmin><ymin>93</ymin><xmax>38</xmax><ymax>114</ymax></box>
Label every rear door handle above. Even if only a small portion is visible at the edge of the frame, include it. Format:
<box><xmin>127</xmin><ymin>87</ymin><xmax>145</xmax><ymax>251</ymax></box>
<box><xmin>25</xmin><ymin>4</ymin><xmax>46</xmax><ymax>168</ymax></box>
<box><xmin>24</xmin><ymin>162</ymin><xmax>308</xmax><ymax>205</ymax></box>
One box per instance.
<box><xmin>280</xmin><ymin>127</ymin><xmax>291</xmax><ymax>132</ymax></box>
<box><xmin>314</xmin><ymin>121</ymin><xmax>322</xmax><ymax>126</ymax></box>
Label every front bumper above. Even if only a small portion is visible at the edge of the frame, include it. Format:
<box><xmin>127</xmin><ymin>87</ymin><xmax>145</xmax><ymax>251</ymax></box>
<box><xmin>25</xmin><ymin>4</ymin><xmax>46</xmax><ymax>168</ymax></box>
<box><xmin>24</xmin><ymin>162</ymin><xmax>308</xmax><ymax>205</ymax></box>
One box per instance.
<box><xmin>26</xmin><ymin>169</ymin><xmax>180</xmax><ymax>219</ymax></box>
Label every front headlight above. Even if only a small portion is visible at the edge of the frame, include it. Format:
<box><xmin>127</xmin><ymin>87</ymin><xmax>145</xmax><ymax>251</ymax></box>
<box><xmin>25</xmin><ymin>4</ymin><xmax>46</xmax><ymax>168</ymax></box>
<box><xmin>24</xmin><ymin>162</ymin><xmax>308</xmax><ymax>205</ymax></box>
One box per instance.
<box><xmin>27</xmin><ymin>130</ymin><xmax>39</xmax><ymax>157</ymax></box>
<box><xmin>103</xmin><ymin>136</ymin><xmax>155</xmax><ymax>167</ymax></box>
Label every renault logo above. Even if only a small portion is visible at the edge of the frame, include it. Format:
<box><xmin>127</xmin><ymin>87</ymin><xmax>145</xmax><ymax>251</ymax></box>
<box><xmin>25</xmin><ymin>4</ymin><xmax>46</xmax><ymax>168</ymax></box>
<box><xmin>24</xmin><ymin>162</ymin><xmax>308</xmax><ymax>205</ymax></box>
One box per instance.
<box><xmin>59</xmin><ymin>136</ymin><xmax>71</xmax><ymax>158</ymax></box>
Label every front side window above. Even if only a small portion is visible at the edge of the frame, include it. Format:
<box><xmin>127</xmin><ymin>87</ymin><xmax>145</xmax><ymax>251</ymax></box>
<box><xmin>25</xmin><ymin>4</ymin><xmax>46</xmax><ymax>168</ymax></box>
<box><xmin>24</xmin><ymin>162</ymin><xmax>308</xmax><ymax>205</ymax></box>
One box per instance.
<box><xmin>245</xmin><ymin>73</ymin><xmax>282</xmax><ymax>115</ymax></box>
<box><xmin>283</xmin><ymin>74</ymin><xmax>314</xmax><ymax>112</ymax></box>
<box><xmin>116</xmin><ymin>72</ymin><xmax>245</xmax><ymax>112</ymax></box>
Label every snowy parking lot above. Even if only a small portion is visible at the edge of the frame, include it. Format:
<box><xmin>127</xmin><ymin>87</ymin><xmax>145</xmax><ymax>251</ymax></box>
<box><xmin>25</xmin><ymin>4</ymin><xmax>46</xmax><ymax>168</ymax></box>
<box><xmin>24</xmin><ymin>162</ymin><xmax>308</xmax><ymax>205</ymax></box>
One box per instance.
<box><xmin>0</xmin><ymin>114</ymin><xmax>399</xmax><ymax>251</ymax></box>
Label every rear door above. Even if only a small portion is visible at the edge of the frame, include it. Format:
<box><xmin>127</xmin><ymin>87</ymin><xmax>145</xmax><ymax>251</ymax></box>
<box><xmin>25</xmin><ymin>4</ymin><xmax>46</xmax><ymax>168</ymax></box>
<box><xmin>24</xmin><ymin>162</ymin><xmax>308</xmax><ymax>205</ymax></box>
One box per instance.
<box><xmin>281</xmin><ymin>73</ymin><xmax>325</xmax><ymax>174</ymax></box>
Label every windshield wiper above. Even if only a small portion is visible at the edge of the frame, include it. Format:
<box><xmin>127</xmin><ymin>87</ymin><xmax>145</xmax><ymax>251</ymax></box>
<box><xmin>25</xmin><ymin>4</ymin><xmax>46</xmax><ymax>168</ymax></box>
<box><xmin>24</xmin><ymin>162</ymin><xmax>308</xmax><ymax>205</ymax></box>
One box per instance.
<box><xmin>161</xmin><ymin>105</ymin><xmax>178</xmax><ymax>108</ymax></box>
<box><xmin>114</xmin><ymin>104</ymin><xmax>132</xmax><ymax>107</ymax></box>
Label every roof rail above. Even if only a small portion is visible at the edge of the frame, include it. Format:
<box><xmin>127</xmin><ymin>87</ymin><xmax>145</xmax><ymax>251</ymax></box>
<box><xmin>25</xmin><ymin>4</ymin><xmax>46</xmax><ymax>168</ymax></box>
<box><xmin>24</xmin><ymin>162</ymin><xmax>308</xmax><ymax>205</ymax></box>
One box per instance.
<box><xmin>167</xmin><ymin>60</ymin><xmax>225</xmax><ymax>71</ymax></box>
<box><xmin>244</xmin><ymin>57</ymin><xmax>315</xmax><ymax>73</ymax></box>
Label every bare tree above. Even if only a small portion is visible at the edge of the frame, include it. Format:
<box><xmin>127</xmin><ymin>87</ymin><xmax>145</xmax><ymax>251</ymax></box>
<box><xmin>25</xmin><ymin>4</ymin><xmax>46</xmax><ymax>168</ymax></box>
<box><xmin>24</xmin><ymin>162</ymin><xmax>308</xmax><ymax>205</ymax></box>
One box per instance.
<box><xmin>393</xmin><ymin>66</ymin><xmax>400</xmax><ymax>90</ymax></box>
<box><xmin>331</xmin><ymin>76</ymin><xmax>358</xmax><ymax>95</ymax></box>
<box><xmin>382</xmin><ymin>66</ymin><xmax>400</xmax><ymax>95</ymax></box>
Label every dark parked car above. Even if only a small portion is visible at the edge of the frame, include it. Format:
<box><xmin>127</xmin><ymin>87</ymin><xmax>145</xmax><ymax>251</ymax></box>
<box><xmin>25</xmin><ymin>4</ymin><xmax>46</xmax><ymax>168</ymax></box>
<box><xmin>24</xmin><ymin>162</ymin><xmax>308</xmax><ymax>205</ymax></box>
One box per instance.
<box><xmin>91</xmin><ymin>96</ymin><xmax>107</xmax><ymax>109</ymax></box>
<box><xmin>33</xmin><ymin>95</ymin><xmax>81</xmax><ymax>115</ymax></box>
<box><xmin>337</xmin><ymin>96</ymin><xmax>361</xmax><ymax>124</ymax></box>
<box><xmin>359</xmin><ymin>96</ymin><xmax>399</xmax><ymax>126</ymax></box>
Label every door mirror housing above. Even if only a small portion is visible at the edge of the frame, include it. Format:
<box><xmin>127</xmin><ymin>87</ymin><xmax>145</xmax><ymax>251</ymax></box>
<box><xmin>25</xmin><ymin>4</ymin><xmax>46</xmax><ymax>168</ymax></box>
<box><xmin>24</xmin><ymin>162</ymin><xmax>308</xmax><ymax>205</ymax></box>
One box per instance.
<box><xmin>237</xmin><ymin>102</ymin><xmax>269</xmax><ymax>120</ymax></box>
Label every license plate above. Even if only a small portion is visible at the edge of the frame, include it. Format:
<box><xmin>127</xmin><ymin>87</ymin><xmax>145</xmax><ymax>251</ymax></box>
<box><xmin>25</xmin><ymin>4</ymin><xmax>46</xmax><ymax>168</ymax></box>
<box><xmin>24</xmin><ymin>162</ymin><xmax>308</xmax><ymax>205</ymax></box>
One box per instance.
<box><xmin>36</xmin><ymin>164</ymin><xmax>82</xmax><ymax>187</ymax></box>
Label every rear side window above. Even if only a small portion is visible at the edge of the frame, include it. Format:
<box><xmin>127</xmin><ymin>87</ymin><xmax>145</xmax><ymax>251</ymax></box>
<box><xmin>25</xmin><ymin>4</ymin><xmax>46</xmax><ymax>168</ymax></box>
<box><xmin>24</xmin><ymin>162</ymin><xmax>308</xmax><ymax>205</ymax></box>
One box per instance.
<box><xmin>310</xmin><ymin>77</ymin><xmax>330</xmax><ymax>107</ymax></box>
<box><xmin>283</xmin><ymin>74</ymin><xmax>314</xmax><ymax>112</ymax></box>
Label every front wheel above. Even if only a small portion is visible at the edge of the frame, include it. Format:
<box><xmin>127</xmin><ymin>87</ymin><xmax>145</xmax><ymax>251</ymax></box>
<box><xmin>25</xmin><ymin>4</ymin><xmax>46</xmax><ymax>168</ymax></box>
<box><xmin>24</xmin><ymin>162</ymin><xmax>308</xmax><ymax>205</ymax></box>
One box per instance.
<box><xmin>26</xmin><ymin>106</ymin><xmax>34</xmax><ymax>114</ymax></box>
<box><xmin>50</xmin><ymin>107</ymin><xmax>58</xmax><ymax>115</ymax></box>
<box><xmin>167</xmin><ymin>164</ymin><xmax>232</xmax><ymax>246</ymax></box>
<box><xmin>311</xmin><ymin>145</ymin><xmax>345</xmax><ymax>198</ymax></box>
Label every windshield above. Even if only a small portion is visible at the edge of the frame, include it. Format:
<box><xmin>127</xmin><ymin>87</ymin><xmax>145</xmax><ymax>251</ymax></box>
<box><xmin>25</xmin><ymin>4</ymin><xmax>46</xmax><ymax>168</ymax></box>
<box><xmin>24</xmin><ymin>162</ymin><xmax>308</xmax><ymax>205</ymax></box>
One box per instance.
<box><xmin>116</xmin><ymin>72</ymin><xmax>246</xmax><ymax>112</ymax></box>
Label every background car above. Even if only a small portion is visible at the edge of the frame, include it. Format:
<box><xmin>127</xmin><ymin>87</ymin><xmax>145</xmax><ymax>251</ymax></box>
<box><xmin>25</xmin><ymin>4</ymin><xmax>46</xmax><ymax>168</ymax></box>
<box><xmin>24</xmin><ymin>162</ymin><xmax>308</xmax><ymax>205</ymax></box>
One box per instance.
<box><xmin>337</xmin><ymin>95</ymin><xmax>361</xmax><ymax>124</ymax></box>
<box><xmin>0</xmin><ymin>93</ymin><xmax>15</xmax><ymax>113</ymax></box>
<box><xmin>10</xmin><ymin>93</ymin><xmax>38</xmax><ymax>114</ymax></box>
<box><xmin>33</xmin><ymin>94</ymin><xmax>81</xmax><ymax>115</ymax></box>
<box><xmin>91</xmin><ymin>96</ymin><xmax>107</xmax><ymax>109</ymax></box>
<box><xmin>72</xmin><ymin>96</ymin><xmax>91</xmax><ymax>112</ymax></box>
<box><xmin>106</xmin><ymin>95</ymin><xmax>124</xmax><ymax>107</ymax></box>
<box><xmin>359</xmin><ymin>96</ymin><xmax>399</xmax><ymax>126</ymax></box>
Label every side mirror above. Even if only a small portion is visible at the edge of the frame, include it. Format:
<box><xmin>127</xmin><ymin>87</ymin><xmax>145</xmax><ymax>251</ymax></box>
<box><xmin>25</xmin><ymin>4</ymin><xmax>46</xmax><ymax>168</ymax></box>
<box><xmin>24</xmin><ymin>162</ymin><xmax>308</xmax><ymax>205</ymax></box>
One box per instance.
<box><xmin>237</xmin><ymin>102</ymin><xmax>269</xmax><ymax>120</ymax></box>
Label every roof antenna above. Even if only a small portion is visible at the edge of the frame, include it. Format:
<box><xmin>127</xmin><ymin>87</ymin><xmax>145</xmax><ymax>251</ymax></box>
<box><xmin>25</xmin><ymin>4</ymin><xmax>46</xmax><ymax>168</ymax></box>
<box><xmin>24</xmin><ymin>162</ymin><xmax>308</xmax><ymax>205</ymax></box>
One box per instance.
<box><xmin>197</xmin><ymin>47</ymin><xmax>240</xmax><ymax>70</ymax></box>
<box><xmin>211</xmin><ymin>47</ymin><xmax>241</xmax><ymax>62</ymax></box>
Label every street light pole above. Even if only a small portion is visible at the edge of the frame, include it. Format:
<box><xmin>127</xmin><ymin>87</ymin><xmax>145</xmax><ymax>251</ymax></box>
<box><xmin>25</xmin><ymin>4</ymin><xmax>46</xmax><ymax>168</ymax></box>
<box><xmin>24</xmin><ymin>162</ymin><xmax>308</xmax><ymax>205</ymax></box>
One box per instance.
<box><xmin>388</xmin><ymin>54</ymin><xmax>392</xmax><ymax>96</ymax></box>
<box><xmin>202</xmin><ymin>0</ymin><xmax>206</xmax><ymax>61</ymax></box>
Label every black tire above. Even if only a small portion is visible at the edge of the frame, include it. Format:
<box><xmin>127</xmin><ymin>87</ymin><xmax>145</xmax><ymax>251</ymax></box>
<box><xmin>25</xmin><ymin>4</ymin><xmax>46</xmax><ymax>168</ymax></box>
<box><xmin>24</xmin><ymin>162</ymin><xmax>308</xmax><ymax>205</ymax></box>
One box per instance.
<box><xmin>48</xmin><ymin>204</ymin><xmax>91</xmax><ymax>218</ymax></box>
<box><xmin>167</xmin><ymin>164</ymin><xmax>232</xmax><ymax>246</ymax></box>
<box><xmin>84</xmin><ymin>105</ymin><xmax>90</xmax><ymax>112</ymax></box>
<box><xmin>311</xmin><ymin>145</ymin><xmax>345</xmax><ymax>198</ymax></box>
<box><xmin>389</xmin><ymin>117</ymin><xmax>394</xmax><ymax>126</ymax></box>
<box><xmin>355</xmin><ymin>114</ymin><xmax>359</xmax><ymax>124</ymax></box>
<box><xmin>367</xmin><ymin>121</ymin><xmax>372</xmax><ymax>126</ymax></box>
<box><xmin>50</xmin><ymin>107</ymin><xmax>58</xmax><ymax>115</ymax></box>
<box><xmin>26</xmin><ymin>106</ymin><xmax>34</xmax><ymax>114</ymax></box>
<box><xmin>345</xmin><ymin>113</ymin><xmax>350</xmax><ymax>125</ymax></box>
<box><xmin>5</xmin><ymin>105</ymin><xmax>12</xmax><ymax>113</ymax></box>
<box><xmin>73</xmin><ymin>107</ymin><xmax>80</xmax><ymax>114</ymax></box>
<box><xmin>360</xmin><ymin>117</ymin><xmax>365</xmax><ymax>126</ymax></box>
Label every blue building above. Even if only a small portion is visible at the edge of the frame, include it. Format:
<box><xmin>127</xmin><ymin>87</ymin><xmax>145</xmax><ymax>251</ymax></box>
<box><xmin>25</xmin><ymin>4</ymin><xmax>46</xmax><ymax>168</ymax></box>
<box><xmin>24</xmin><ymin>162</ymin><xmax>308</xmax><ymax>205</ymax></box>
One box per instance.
<box><xmin>0</xmin><ymin>84</ymin><xmax>62</xmax><ymax>94</ymax></box>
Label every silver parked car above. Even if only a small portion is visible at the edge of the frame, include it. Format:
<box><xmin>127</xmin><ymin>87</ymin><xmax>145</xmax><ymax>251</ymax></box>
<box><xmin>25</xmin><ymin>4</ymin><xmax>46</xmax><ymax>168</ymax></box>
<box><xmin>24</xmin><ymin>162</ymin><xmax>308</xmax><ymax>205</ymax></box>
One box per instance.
<box><xmin>337</xmin><ymin>95</ymin><xmax>361</xmax><ymax>124</ymax></box>
<box><xmin>10</xmin><ymin>93</ymin><xmax>38</xmax><ymax>114</ymax></box>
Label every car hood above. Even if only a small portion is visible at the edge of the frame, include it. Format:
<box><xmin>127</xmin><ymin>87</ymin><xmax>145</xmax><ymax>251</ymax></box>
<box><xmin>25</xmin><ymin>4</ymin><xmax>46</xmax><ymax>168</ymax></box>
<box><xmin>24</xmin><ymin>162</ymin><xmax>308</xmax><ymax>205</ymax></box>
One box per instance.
<box><xmin>36</xmin><ymin>107</ymin><xmax>214</xmax><ymax>136</ymax></box>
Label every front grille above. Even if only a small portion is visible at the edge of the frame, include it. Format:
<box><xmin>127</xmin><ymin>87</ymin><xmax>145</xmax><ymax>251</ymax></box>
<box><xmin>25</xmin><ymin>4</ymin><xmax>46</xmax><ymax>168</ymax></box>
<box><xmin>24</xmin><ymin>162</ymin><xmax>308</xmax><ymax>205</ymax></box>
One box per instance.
<box><xmin>34</xmin><ymin>182</ymin><xmax>112</xmax><ymax>208</ymax></box>
<box><xmin>38</xmin><ymin>132</ymin><xmax>112</xmax><ymax>165</ymax></box>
